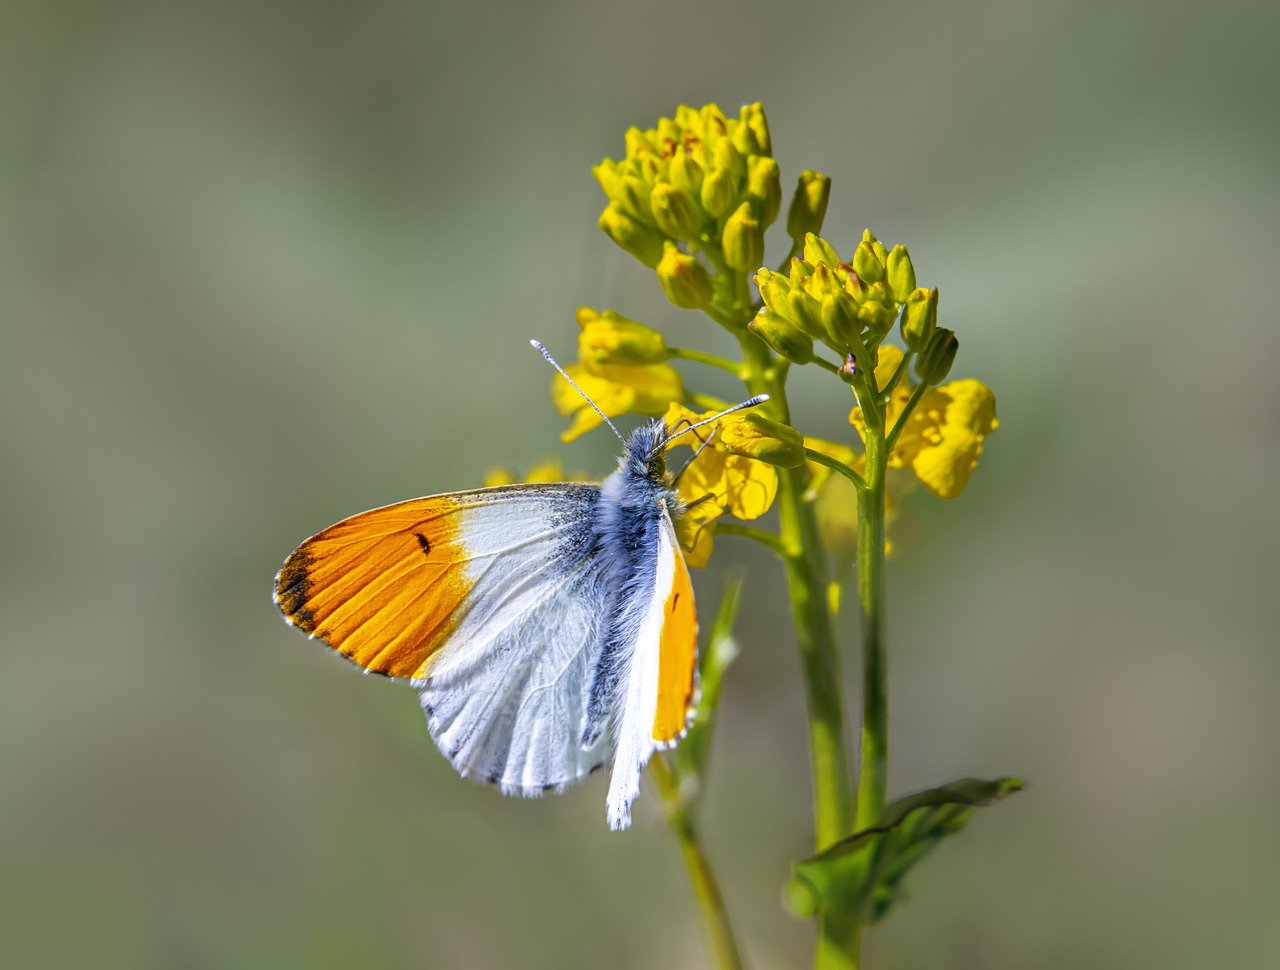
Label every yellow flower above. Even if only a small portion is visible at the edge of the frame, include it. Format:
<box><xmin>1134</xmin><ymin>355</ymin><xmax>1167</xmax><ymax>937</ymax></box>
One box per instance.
<box><xmin>661</xmin><ymin>403</ymin><xmax>780</xmax><ymax>566</ymax></box>
<box><xmin>849</xmin><ymin>345</ymin><xmax>998</xmax><ymax>499</ymax></box>
<box><xmin>551</xmin><ymin>362</ymin><xmax>683</xmax><ymax>441</ymax></box>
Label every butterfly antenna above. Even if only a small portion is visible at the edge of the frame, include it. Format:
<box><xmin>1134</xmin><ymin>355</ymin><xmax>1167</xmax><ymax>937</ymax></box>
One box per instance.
<box><xmin>530</xmin><ymin>340</ymin><xmax>626</xmax><ymax>444</ymax></box>
<box><xmin>659</xmin><ymin>394</ymin><xmax>770</xmax><ymax>449</ymax></box>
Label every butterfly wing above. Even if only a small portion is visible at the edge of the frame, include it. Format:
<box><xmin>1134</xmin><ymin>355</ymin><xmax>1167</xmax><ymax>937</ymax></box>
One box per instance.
<box><xmin>275</xmin><ymin>483</ymin><xmax>614</xmax><ymax>794</ymax></box>
<box><xmin>605</xmin><ymin>501</ymin><xmax>699</xmax><ymax>830</ymax></box>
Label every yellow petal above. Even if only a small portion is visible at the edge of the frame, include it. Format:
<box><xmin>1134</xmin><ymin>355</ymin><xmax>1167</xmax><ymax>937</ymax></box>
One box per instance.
<box><xmin>681</xmin><ymin>445</ymin><xmax>778</xmax><ymax>521</ymax></box>
<box><xmin>873</xmin><ymin>344</ymin><xmax>904</xmax><ymax>395</ymax></box>
<box><xmin>898</xmin><ymin>379</ymin><xmax>998</xmax><ymax>499</ymax></box>
<box><xmin>676</xmin><ymin>516</ymin><xmax>715</xmax><ymax>569</ymax></box>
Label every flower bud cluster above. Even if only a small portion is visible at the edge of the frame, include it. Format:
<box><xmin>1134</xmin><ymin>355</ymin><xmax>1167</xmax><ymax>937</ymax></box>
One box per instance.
<box><xmin>752</xmin><ymin>229</ymin><xmax>958</xmax><ymax>384</ymax></box>
<box><xmin>593</xmin><ymin>103</ymin><xmax>780</xmax><ymax>306</ymax></box>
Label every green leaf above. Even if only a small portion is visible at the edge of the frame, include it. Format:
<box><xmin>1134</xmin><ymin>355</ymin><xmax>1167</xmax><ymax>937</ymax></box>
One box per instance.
<box><xmin>786</xmin><ymin>777</ymin><xmax>1023</xmax><ymax>922</ymax></box>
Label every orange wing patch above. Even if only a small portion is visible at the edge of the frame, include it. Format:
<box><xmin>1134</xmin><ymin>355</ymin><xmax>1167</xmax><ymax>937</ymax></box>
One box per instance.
<box><xmin>652</xmin><ymin>545</ymin><xmax>698</xmax><ymax>745</ymax></box>
<box><xmin>274</xmin><ymin>497</ymin><xmax>473</xmax><ymax>679</ymax></box>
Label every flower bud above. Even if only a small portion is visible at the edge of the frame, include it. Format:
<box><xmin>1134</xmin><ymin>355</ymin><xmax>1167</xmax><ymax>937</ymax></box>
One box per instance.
<box><xmin>722</xmin><ymin>202</ymin><xmax>764</xmax><ymax>271</ymax></box>
<box><xmin>740</xmin><ymin>102</ymin><xmax>772</xmax><ymax>156</ymax></box>
<box><xmin>857</xmin><ymin>300</ymin><xmax>895</xmax><ymax>338</ymax></box>
<box><xmin>786</xmin><ymin>170</ymin><xmax>831</xmax><ymax>241</ymax></box>
<box><xmin>852</xmin><ymin>230</ymin><xmax>886</xmax><ymax>284</ymax></box>
<box><xmin>700</xmin><ymin>167</ymin><xmax>737</xmax><ymax>218</ymax></box>
<box><xmin>821</xmin><ymin>293</ymin><xmax>861</xmax><ymax>348</ymax></box>
<box><xmin>746</xmin><ymin>156</ymin><xmax>782</xmax><ymax>226</ymax></box>
<box><xmin>656</xmin><ymin>241</ymin><xmax>713</xmax><ymax>309</ymax></box>
<box><xmin>592</xmin><ymin>159</ymin><xmax>625</xmax><ymax>203</ymax></box>
<box><xmin>803</xmin><ymin>233</ymin><xmax>841</xmax><ymax>269</ymax></box>
<box><xmin>788</xmin><ymin>256</ymin><xmax>813</xmax><ymax>283</ymax></box>
<box><xmin>916</xmin><ymin>327</ymin><xmax>958</xmax><ymax>384</ymax></box>
<box><xmin>885</xmin><ymin>245</ymin><xmax>916</xmax><ymax>304</ymax></box>
<box><xmin>901</xmin><ymin>287</ymin><xmax>938</xmax><ymax>351</ymax></box>
<box><xmin>668</xmin><ymin>151</ymin><xmax>704</xmax><ymax>199</ymax></box>
<box><xmin>754</xmin><ymin>269</ymin><xmax>791</xmax><ymax>314</ymax></box>
<box><xmin>651</xmin><ymin>183</ymin><xmax>701</xmax><ymax>240</ymax></box>
<box><xmin>576</xmin><ymin>307</ymin><xmax>668</xmax><ymax>366</ymax></box>
<box><xmin>786</xmin><ymin>287</ymin><xmax>825</xmax><ymax>338</ymax></box>
<box><xmin>713</xmin><ymin>137</ymin><xmax>745</xmax><ymax>179</ymax></box>
<box><xmin>720</xmin><ymin>412</ymin><xmax>805</xmax><ymax>467</ymax></box>
<box><xmin>618</xmin><ymin>175</ymin><xmax>654</xmax><ymax>223</ymax></box>
<box><xmin>749</xmin><ymin>310</ymin><xmax>814</xmax><ymax>364</ymax></box>
<box><xmin>598</xmin><ymin>204</ymin><xmax>665</xmax><ymax>267</ymax></box>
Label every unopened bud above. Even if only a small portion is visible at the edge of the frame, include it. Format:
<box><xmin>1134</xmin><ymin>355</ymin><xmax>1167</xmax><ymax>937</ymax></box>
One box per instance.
<box><xmin>901</xmin><ymin>287</ymin><xmax>938</xmax><ymax>351</ymax></box>
<box><xmin>857</xmin><ymin>300</ymin><xmax>895</xmax><ymax>338</ymax></box>
<box><xmin>668</xmin><ymin>151</ymin><xmax>704</xmax><ymax>198</ymax></box>
<box><xmin>786</xmin><ymin>170</ymin><xmax>831</xmax><ymax>241</ymax></box>
<box><xmin>576</xmin><ymin>307</ymin><xmax>668</xmax><ymax>366</ymax></box>
<box><xmin>749</xmin><ymin>310</ymin><xmax>814</xmax><ymax>364</ymax></box>
<box><xmin>598</xmin><ymin>204</ymin><xmax>665</xmax><ymax>267</ymax></box>
<box><xmin>803</xmin><ymin>233</ymin><xmax>841</xmax><ymax>269</ymax></box>
<box><xmin>821</xmin><ymin>293</ymin><xmax>861</xmax><ymax>348</ymax></box>
<box><xmin>754</xmin><ymin>269</ymin><xmax>791</xmax><ymax>315</ymax></box>
<box><xmin>740</xmin><ymin>102</ymin><xmax>772</xmax><ymax>156</ymax></box>
<box><xmin>786</xmin><ymin>287</ymin><xmax>825</xmax><ymax>338</ymax></box>
<box><xmin>722</xmin><ymin>202</ymin><xmax>764</xmax><ymax>271</ymax></box>
<box><xmin>916</xmin><ymin>327</ymin><xmax>958</xmax><ymax>384</ymax></box>
<box><xmin>656</xmin><ymin>241</ymin><xmax>713</xmax><ymax>309</ymax></box>
<box><xmin>651</xmin><ymin>183</ymin><xmax>701</xmax><ymax>240</ymax></box>
<box><xmin>700</xmin><ymin>167</ymin><xmax>737</xmax><ymax>218</ymax></box>
<box><xmin>852</xmin><ymin>230</ymin><xmax>886</xmax><ymax>284</ymax></box>
<box><xmin>720</xmin><ymin>412</ymin><xmax>805</xmax><ymax>467</ymax></box>
<box><xmin>746</xmin><ymin>156</ymin><xmax>782</xmax><ymax>226</ymax></box>
<box><xmin>885</xmin><ymin>245</ymin><xmax>916</xmax><ymax>304</ymax></box>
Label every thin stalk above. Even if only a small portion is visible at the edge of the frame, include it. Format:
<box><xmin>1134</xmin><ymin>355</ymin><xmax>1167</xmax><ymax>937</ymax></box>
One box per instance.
<box><xmin>853</xmin><ymin>398</ymin><xmax>888</xmax><ymax>834</ymax></box>
<box><xmin>803</xmin><ymin>447</ymin><xmax>868</xmax><ymax>491</ymax></box>
<box><xmin>716</xmin><ymin>522</ymin><xmax>789</xmax><ymax>557</ymax></box>
<box><xmin>886</xmin><ymin>382</ymin><xmax>928</xmax><ymax>452</ymax></box>
<box><xmin>671</xmin><ymin>346</ymin><xmax>746</xmax><ymax>377</ymax></box>
<box><xmin>651</xmin><ymin>755</ymin><xmax>743</xmax><ymax>970</ymax></box>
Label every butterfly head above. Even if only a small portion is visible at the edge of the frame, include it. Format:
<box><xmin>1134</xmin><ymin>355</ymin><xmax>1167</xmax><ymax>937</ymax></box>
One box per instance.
<box><xmin>623</xmin><ymin>419</ymin><xmax>673</xmax><ymax>484</ymax></box>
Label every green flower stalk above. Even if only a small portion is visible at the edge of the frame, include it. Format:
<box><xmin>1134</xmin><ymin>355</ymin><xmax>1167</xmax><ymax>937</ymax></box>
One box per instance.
<box><xmin>566</xmin><ymin>101</ymin><xmax>1015</xmax><ymax>969</ymax></box>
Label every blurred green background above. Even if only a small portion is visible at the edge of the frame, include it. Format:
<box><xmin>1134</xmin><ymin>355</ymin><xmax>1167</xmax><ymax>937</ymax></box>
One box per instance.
<box><xmin>3</xmin><ymin>1</ymin><xmax>1278</xmax><ymax>967</ymax></box>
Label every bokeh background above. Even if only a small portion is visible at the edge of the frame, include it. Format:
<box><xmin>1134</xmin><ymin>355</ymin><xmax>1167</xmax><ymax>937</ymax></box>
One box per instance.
<box><xmin>4</xmin><ymin>1</ymin><xmax>1278</xmax><ymax>967</ymax></box>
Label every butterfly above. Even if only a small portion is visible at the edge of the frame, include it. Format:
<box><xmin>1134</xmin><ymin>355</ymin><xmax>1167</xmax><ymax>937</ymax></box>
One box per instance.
<box><xmin>274</xmin><ymin>340</ymin><xmax>767</xmax><ymax>829</ymax></box>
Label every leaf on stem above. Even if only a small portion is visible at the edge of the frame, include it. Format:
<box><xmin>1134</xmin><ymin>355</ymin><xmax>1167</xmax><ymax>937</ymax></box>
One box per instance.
<box><xmin>785</xmin><ymin>777</ymin><xmax>1023</xmax><ymax>922</ymax></box>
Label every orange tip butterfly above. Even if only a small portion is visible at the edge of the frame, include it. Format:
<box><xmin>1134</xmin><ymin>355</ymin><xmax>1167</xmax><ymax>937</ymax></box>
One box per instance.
<box><xmin>274</xmin><ymin>340</ymin><xmax>767</xmax><ymax>829</ymax></box>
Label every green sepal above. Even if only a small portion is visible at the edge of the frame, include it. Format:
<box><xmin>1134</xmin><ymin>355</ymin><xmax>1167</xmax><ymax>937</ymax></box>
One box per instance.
<box><xmin>785</xmin><ymin>777</ymin><xmax>1023</xmax><ymax>922</ymax></box>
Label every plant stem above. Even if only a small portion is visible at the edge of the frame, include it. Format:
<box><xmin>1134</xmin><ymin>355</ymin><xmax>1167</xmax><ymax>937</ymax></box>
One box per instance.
<box><xmin>651</xmin><ymin>755</ymin><xmax>743</xmax><ymax>970</ymax></box>
<box><xmin>671</xmin><ymin>345</ymin><xmax>746</xmax><ymax>377</ymax></box>
<box><xmin>716</xmin><ymin>521</ymin><xmax>788</xmax><ymax>557</ymax></box>
<box><xmin>853</xmin><ymin>402</ymin><xmax>888</xmax><ymax>834</ymax></box>
<box><xmin>803</xmin><ymin>448</ymin><xmax>868</xmax><ymax>491</ymax></box>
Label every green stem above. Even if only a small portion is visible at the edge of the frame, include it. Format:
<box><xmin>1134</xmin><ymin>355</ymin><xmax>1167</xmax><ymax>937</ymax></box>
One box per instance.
<box><xmin>810</xmin><ymin>354</ymin><xmax>846</xmax><ymax>377</ymax></box>
<box><xmin>721</xmin><ymin>271</ymin><xmax>857</xmax><ymax>967</ymax></box>
<box><xmin>803</xmin><ymin>448</ymin><xmax>868</xmax><ymax>491</ymax></box>
<box><xmin>853</xmin><ymin>402</ymin><xmax>888</xmax><ymax>835</ymax></box>
<box><xmin>651</xmin><ymin>756</ymin><xmax>744</xmax><ymax>970</ymax></box>
<box><xmin>716</xmin><ymin>522</ymin><xmax>788</xmax><ymax>557</ymax></box>
<box><xmin>671</xmin><ymin>346</ymin><xmax>746</xmax><ymax>377</ymax></box>
<box><xmin>886</xmin><ymin>382</ymin><xmax>928</xmax><ymax>452</ymax></box>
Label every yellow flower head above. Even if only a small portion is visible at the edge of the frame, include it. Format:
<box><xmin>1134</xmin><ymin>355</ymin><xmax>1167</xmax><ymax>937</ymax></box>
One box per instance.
<box><xmin>661</xmin><ymin>402</ymin><xmax>780</xmax><ymax>567</ymax></box>
<box><xmin>849</xmin><ymin>345</ymin><xmax>998</xmax><ymax>500</ymax></box>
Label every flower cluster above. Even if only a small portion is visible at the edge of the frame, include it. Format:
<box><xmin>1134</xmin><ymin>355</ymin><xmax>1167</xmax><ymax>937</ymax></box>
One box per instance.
<box><xmin>593</xmin><ymin>103</ymin><xmax>781</xmax><ymax>310</ymax></box>
<box><xmin>549</xmin><ymin>103</ymin><xmax>997</xmax><ymax>573</ymax></box>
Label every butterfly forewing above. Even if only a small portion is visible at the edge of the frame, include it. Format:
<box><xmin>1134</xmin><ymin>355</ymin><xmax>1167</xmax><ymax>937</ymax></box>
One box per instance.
<box><xmin>275</xmin><ymin>483</ymin><xmax>617</xmax><ymax>793</ymax></box>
